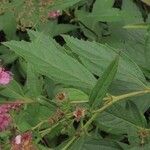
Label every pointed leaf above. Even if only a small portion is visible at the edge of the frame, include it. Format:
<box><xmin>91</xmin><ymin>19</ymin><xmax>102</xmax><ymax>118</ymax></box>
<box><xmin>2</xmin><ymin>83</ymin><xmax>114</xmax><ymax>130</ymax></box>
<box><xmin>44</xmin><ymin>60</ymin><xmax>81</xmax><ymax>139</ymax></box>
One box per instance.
<box><xmin>3</xmin><ymin>31</ymin><xmax>96</xmax><ymax>92</ymax></box>
<box><xmin>0</xmin><ymin>80</ymin><xmax>24</xmax><ymax>99</ymax></box>
<box><xmin>89</xmin><ymin>56</ymin><xmax>119</xmax><ymax>108</ymax></box>
<box><xmin>63</xmin><ymin>35</ymin><xmax>146</xmax><ymax>89</ymax></box>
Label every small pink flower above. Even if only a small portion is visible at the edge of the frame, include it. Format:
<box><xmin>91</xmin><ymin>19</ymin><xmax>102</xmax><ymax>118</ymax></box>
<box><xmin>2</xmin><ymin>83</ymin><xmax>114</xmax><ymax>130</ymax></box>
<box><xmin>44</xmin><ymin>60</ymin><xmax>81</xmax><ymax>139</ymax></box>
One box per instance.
<box><xmin>0</xmin><ymin>113</ymin><xmax>11</xmax><ymax>131</ymax></box>
<box><xmin>0</xmin><ymin>101</ymin><xmax>23</xmax><ymax>132</ymax></box>
<box><xmin>0</xmin><ymin>101</ymin><xmax>22</xmax><ymax>114</ymax></box>
<box><xmin>73</xmin><ymin>107</ymin><xmax>86</xmax><ymax>122</ymax></box>
<box><xmin>22</xmin><ymin>132</ymin><xmax>32</xmax><ymax>142</ymax></box>
<box><xmin>12</xmin><ymin>132</ymin><xmax>35</xmax><ymax>150</ymax></box>
<box><xmin>15</xmin><ymin>135</ymin><xmax>22</xmax><ymax>145</ymax></box>
<box><xmin>48</xmin><ymin>10</ymin><xmax>61</xmax><ymax>19</ymax></box>
<box><xmin>0</xmin><ymin>67</ymin><xmax>12</xmax><ymax>85</ymax></box>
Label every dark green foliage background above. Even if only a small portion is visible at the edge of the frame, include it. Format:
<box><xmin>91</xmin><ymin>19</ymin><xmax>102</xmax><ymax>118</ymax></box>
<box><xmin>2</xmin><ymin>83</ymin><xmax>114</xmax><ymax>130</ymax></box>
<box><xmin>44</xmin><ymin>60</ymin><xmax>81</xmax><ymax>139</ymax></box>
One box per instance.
<box><xmin>1</xmin><ymin>0</ymin><xmax>150</xmax><ymax>149</ymax></box>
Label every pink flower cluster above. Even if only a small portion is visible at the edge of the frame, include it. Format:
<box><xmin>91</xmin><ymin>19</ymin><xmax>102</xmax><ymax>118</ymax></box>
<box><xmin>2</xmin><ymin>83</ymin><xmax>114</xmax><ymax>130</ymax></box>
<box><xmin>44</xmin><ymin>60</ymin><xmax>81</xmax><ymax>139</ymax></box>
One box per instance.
<box><xmin>0</xmin><ymin>102</ymin><xmax>22</xmax><ymax>132</ymax></box>
<box><xmin>0</xmin><ymin>113</ymin><xmax>11</xmax><ymax>131</ymax></box>
<box><xmin>0</xmin><ymin>102</ymin><xmax>22</xmax><ymax>114</ymax></box>
<box><xmin>0</xmin><ymin>67</ymin><xmax>12</xmax><ymax>85</ymax></box>
<box><xmin>48</xmin><ymin>10</ymin><xmax>61</xmax><ymax>19</ymax></box>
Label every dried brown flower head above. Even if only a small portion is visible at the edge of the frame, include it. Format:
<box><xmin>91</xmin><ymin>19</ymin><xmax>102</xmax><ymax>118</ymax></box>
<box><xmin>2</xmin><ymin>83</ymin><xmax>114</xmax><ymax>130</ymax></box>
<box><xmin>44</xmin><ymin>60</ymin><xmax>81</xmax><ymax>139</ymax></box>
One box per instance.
<box><xmin>73</xmin><ymin>107</ymin><xmax>86</xmax><ymax>122</ymax></box>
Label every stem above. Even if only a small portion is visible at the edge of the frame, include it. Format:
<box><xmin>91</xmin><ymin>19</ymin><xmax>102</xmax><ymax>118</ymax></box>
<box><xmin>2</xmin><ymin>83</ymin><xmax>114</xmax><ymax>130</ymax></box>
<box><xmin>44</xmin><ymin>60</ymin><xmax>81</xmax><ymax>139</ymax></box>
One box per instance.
<box><xmin>113</xmin><ymin>89</ymin><xmax>150</xmax><ymax>102</ymax></box>
<box><xmin>84</xmin><ymin>103</ymin><xmax>111</xmax><ymax>129</ymax></box>
<box><xmin>40</xmin><ymin>123</ymin><xmax>59</xmax><ymax>137</ymax></box>
<box><xmin>70</xmin><ymin>100</ymin><xmax>89</xmax><ymax>104</ymax></box>
<box><xmin>50</xmin><ymin>89</ymin><xmax>150</xmax><ymax>150</ymax></box>
<box><xmin>84</xmin><ymin>89</ymin><xmax>150</xmax><ymax>129</ymax></box>
<box><xmin>39</xmin><ymin>113</ymin><xmax>72</xmax><ymax>137</ymax></box>
<box><xmin>32</xmin><ymin>120</ymin><xmax>48</xmax><ymax>130</ymax></box>
<box><xmin>62</xmin><ymin>136</ymin><xmax>77</xmax><ymax>150</ymax></box>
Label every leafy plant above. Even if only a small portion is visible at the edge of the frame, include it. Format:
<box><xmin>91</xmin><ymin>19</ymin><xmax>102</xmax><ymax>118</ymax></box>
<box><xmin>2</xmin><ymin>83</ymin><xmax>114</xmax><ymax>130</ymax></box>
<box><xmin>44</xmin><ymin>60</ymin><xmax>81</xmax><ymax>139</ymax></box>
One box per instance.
<box><xmin>0</xmin><ymin>0</ymin><xmax>150</xmax><ymax>149</ymax></box>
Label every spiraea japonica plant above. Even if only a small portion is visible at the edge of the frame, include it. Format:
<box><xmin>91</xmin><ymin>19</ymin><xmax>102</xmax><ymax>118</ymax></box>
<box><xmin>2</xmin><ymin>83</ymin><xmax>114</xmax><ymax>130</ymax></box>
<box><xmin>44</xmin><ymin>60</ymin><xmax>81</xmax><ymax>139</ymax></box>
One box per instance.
<box><xmin>1</xmin><ymin>0</ymin><xmax>150</xmax><ymax>149</ymax></box>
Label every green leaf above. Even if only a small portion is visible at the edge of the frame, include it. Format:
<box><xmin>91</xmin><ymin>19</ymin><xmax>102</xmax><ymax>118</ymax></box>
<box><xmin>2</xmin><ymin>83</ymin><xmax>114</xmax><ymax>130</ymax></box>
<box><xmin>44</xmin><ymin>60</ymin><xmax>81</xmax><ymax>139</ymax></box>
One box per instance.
<box><xmin>69</xmin><ymin>136</ymin><xmax>122</xmax><ymax>150</ymax></box>
<box><xmin>83</xmin><ymin>9</ymin><xmax>125</xmax><ymax>22</ymax></box>
<box><xmin>96</xmin><ymin>102</ymin><xmax>147</xmax><ymax>135</ymax></box>
<box><xmin>36</xmin><ymin>22</ymin><xmax>78</xmax><ymax>37</ymax></box>
<box><xmin>0</xmin><ymin>52</ymin><xmax>18</xmax><ymax>65</ymax></box>
<box><xmin>76</xmin><ymin>0</ymin><xmax>132</xmax><ymax>23</ymax></box>
<box><xmin>122</xmin><ymin>0</ymin><xmax>142</xmax><ymax>24</ymax></box>
<box><xmin>74</xmin><ymin>10</ymin><xmax>101</xmax><ymax>41</ymax></box>
<box><xmin>89</xmin><ymin>56</ymin><xmax>119</xmax><ymax>108</ymax></box>
<box><xmin>57</xmin><ymin>88</ymin><xmax>88</xmax><ymax>102</ymax></box>
<box><xmin>0</xmin><ymin>12</ymin><xmax>18</xmax><ymax>40</ymax></box>
<box><xmin>129</xmin><ymin>143</ymin><xmax>150</xmax><ymax>150</ymax></box>
<box><xmin>93</xmin><ymin>0</ymin><xmax>114</xmax><ymax>12</ymax></box>
<box><xmin>126</xmin><ymin>101</ymin><xmax>147</xmax><ymax>128</ymax></box>
<box><xmin>24</xmin><ymin>63</ymin><xmax>43</xmax><ymax>98</ymax></box>
<box><xmin>3</xmin><ymin>30</ymin><xmax>96</xmax><ymax>92</ymax></box>
<box><xmin>88</xmin><ymin>0</ymin><xmax>118</xmax><ymax>22</ymax></box>
<box><xmin>14</xmin><ymin>103</ymin><xmax>54</xmax><ymax>131</ymax></box>
<box><xmin>63</xmin><ymin>35</ymin><xmax>146</xmax><ymax>89</ymax></box>
<box><xmin>144</xmin><ymin>28</ymin><xmax>150</xmax><ymax>68</ymax></box>
<box><xmin>0</xmin><ymin>80</ymin><xmax>24</xmax><ymax>99</ymax></box>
